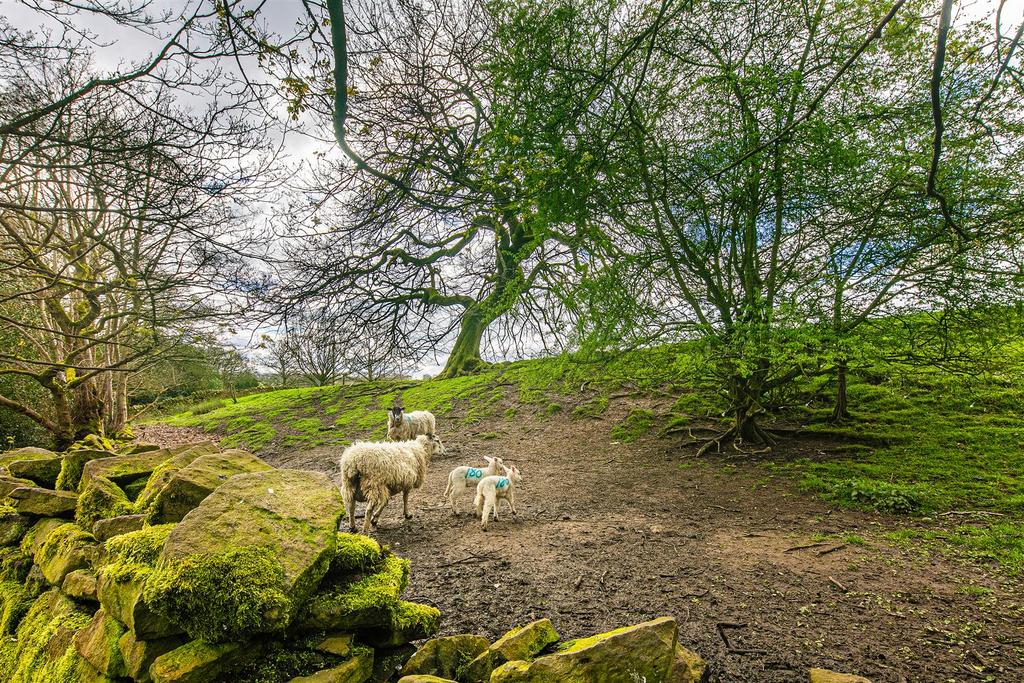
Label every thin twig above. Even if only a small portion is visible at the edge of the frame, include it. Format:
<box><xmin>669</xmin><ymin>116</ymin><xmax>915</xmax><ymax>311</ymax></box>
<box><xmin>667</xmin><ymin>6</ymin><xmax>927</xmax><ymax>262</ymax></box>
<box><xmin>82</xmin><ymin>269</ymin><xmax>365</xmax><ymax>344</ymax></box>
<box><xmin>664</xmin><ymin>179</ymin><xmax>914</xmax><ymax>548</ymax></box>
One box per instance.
<box><xmin>784</xmin><ymin>542</ymin><xmax>830</xmax><ymax>553</ymax></box>
<box><xmin>816</xmin><ymin>544</ymin><xmax>847</xmax><ymax>556</ymax></box>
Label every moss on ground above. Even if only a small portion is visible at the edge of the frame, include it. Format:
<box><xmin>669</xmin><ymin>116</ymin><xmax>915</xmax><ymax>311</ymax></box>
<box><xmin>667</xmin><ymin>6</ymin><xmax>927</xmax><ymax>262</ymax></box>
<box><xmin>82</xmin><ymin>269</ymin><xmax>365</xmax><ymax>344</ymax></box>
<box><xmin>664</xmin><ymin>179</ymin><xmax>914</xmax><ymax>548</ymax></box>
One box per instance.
<box><xmin>611</xmin><ymin>408</ymin><xmax>655</xmax><ymax>442</ymax></box>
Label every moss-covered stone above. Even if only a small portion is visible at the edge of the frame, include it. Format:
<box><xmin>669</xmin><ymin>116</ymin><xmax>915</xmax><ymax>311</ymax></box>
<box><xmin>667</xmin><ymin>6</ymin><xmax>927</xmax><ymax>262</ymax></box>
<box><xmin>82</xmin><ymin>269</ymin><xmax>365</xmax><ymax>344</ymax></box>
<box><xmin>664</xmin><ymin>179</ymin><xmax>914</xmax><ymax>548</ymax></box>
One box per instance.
<box><xmin>144</xmin><ymin>545</ymin><xmax>293</xmax><ymax>642</ymax></box>
<box><xmin>397</xmin><ymin>676</ymin><xmax>458</xmax><ymax>683</ymax></box>
<box><xmin>62</xmin><ymin>569</ymin><xmax>99</xmax><ymax>602</ymax></box>
<box><xmin>666</xmin><ymin>642</ymin><xmax>706</xmax><ymax>682</ymax></box>
<box><xmin>34</xmin><ymin>522</ymin><xmax>98</xmax><ymax>585</ymax></box>
<box><xmin>329</xmin><ymin>533</ymin><xmax>383</xmax><ymax>577</ymax></box>
<box><xmin>364</xmin><ymin>600</ymin><xmax>441</xmax><ymax>647</ymax></box>
<box><xmin>0</xmin><ymin>578</ymin><xmax>33</xmax><ymax>634</ymax></box>
<box><xmin>118</xmin><ymin>631</ymin><xmax>186</xmax><ymax>683</ymax></box>
<box><xmin>4</xmin><ymin>589</ymin><xmax>95</xmax><ymax>681</ymax></box>
<box><xmin>149</xmin><ymin>639</ymin><xmax>242</xmax><ymax>683</ymax></box>
<box><xmin>489</xmin><ymin>617</ymin><xmax>678</xmax><ymax>683</ymax></box>
<box><xmin>459</xmin><ymin>619</ymin><xmax>559</xmax><ymax>681</ymax></box>
<box><xmin>7</xmin><ymin>455</ymin><xmax>61</xmax><ymax>488</ymax></box>
<box><xmin>24</xmin><ymin>564</ymin><xmax>48</xmax><ymax>596</ymax></box>
<box><xmin>287</xmin><ymin>647</ymin><xmax>374</xmax><ymax>683</ymax></box>
<box><xmin>19</xmin><ymin>517</ymin><xmax>65</xmax><ymax>557</ymax></box>
<box><xmin>7</xmin><ymin>486</ymin><xmax>78</xmax><ymax>517</ymax></box>
<box><xmin>0</xmin><ymin>474</ymin><xmax>36</xmax><ymax>497</ymax></box>
<box><xmin>57</xmin><ymin>449</ymin><xmax>118</xmax><ymax>492</ymax></box>
<box><xmin>77</xmin><ymin>476</ymin><xmax>135</xmax><ymax>529</ymax></box>
<box><xmin>0</xmin><ymin>446</ymin><xmax>57</xmax><ymax>465</ymax></box>
<box><xmin>125</xmin><ymin>443</ymin><xmax>162</xmax><ymax>454</ymax></box>
<box><xmin>93</xmin><ymin>513</ymin><xmax>147</xmax><ymax>541</ymax></box>
<box><xmin>79</xmin><ymin>447</ymin><xmax>184</xmax><ymax>491</ymax></box>
<box><xmin>315</xmin><ymin>633</ymin><xmax>354</xmax><ymax>657</ymax></box>
<box><xmin>148</xmin><ymin>451</ymin><xmax>273</xmax><ymax>523</ymax></box>
<box><xmin>399</xmin><ymin>634</ymin><xmax>490</xmax><ymax>680</ymax></box>
<box><xmin>0</xmin><ymin>545</ymin><xmax>32</xmax><ymax>582</ymax></box>
<box><xmin>157</xmin><ymin>469</ymin><xmax>344</xmax><ymax>629</ymax></box>
<box><xmin>809</xmin><ymin>669</ymin><xmax>873</xmax><ymax>683</ymax></box>
<box><xmin>372</xmin><ymin>644</ymin><xmax>416</xmax><ymax>682</ymax></box>
<box><xmin>96</xmin><ymin>525</ymin><xmax>182</xmax><ymax>640</ymax></box>
<box><xmin>297</xmin><ymin>554</ymin><xmax>409</xmax><ymax>632</ymax></box>
<box><xmin>0</xmin><ymin>504</ymin><xmax>31</xmax><ymax>546</ymax></box>
<box><xmin>73</xmin><ymin>608</ymin><xmax>128</xmax><ymax>677</ymax></box>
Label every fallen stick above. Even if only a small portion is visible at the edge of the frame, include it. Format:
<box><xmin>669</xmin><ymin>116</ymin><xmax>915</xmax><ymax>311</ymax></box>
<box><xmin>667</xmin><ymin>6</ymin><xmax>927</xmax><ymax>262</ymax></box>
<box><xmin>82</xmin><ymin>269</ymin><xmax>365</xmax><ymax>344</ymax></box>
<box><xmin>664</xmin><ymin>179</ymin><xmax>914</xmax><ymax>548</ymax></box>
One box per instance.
<box><xmin>828</xmin><ymin>576</ymin><xmax>848</xmax><ymax>592</ymax></box>
<box><xmin>816</xmin><ymin>544</ymin><xmax>847</xmax><ymax>556</ymax></box>
<box><xmin>784</xmin><ymin>542</ymin><xmax>830</xmax><ymax>553</ymax></box>
<box><xmin>938</xmin><ymin>510</ymin><xmax>1005</xmax><ymax>517</ymax></box>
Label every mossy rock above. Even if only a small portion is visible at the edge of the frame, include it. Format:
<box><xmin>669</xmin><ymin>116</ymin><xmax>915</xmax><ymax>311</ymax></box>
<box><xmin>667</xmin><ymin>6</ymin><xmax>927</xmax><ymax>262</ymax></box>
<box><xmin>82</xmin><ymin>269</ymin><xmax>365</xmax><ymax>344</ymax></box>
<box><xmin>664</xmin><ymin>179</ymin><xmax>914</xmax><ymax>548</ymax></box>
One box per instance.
<box><xmin>666</xmin><ymin>642</ymin><xmax>706</xmax><ymax>682</ymax></box>
<box><xmin>93</xmin><ymin>513</ymin><xmax>147</xmax><ymax>542</ymax></box>
<box><xmin>62</xmin><ymin>569</ymin><xmax>99</xmax><ymax>602</ymax></box>
<box><xmin>97</xmin><ymin>525</ymin><xmax>181</xmax><ymax>640</ymax></box>
<box><xmin>371</xmin><ymin>644</ymin><xmax>416</xmax><ymax>683</ymax></box>
<box><xmin>397</xmin><ymin>676</ymin><xmax>458</xmax><ymax>683</ymax></box>
<box><xmin>809</xmin><ymin>669</ymin><xmax>873</xmax><ymax>683</ymax></box>
<box><xmin>77</xmin><ymin>476</ymin><xmax>135</xmax><ymax>529</ymax></box>
<box><xmin>363</xmin><ymin>600</ymin><xmax>441</xmax><ymax>648</ymax></box>
<box><xmin>489</xmin><ymin>617</ymin><xmax>678</xmax><ymax>683</ymax></box>
<box><xmin>0</xmin><ymin>578</ymin><xmax>33</xmax><ymax>634</ymax></box>
<box><xmin>35</xmin><ymin>522</ymin><xmax>99</xmax><ymax>585</ymax></box>
<box><xmin>297</xmin><ymin>554</ymin><xmax>409</xmax><ymax>632</ymax></box>
<box><xmin>24</xmin><ymin>564</ymin><xmax>48</xmax><ymax>596</ymax></box>
<box><xmin>152</xmin><ymin>469</ymin><xmax>344</xmax><ymax>639</ymax></box>
<box><xmin>7</xmin><ymin>455</ymin><xmax>62</xmax><ymax>488</ymax></box>
<box><xmin>329</xmin><ymin>533</ymin><xmax>384</xmax><ymax>577</ymax></box>
<box><xmin>0</xmin><ymin>474</ymin><xmax>36</xmax><ymax>497</ymax></box>
<box><xmin>149</xmin><ymin>450</ymin><xmax>273</xmax><ymax>524</ymax></box>
<box><xmin>287</xmin><ymin>647</ymin><xmax>374</xmax><ymax>682</ymax></box>
<box><xmin>6</xmin><ymin>486</ymin><xmax>78</xmax><ymax>517</ymax></box>
<box><xmin>399</xmin><ymin>634</ymin><xmax>490</xmax><ymax>679</ymax></box>
<box><xmin>149</xmin><ymin>639</ymin><xmax>242</xmax><ymax>683</ymax></box>
<box><xmin>74</xmin><ymin>608</ymin><xmax>128</xmax><ymax>677</ymax></box>
<box><xmin>57</xmin><ymin>449</ymin><xmax>119</xmax><ymax>491</ymax></box>
<box><xmin>132</xmin><ymin>443</ymin><xmax>225</xmax><ymax>511</ymax></box>
<box><xmin>0</xmin><ymin>447</ymin><xmax>57</xmax><ymax>467</ymax></box>
<box><xmin>118</xmin><ymin>631</ymin><xmax>186</xmax><ymax>683</ymax></box>
<box><xmin>459</xmin><ymin>619</ymin><xmax>559</xmax><ymax>681</ymax></box>
<box><xmin>315</xmin><ymin>633</ymin><xmax>355</xmax><ymax>657</ymax></box>
<box><xmin>80</xmin><ymin>445</ymin><xmax>195</xmax><ymax>491</ymax></box>
<box><xmin>20</xmin><ymin>516</ymin><xmax>66</xmax><ymax>556</ymax></box>
<box><xmin>0</xmin><ymin>507</ymin><xmax>32</xmax><ymax>546</ymax></box>
<box><xmin>0</xmin><ymin>545</ymin><xmax>32</xmax><ymax>582</ymax></box>
<box><xmin>125</xmin><ymin>443</ymin><xmax>162</xmax><ymax>455</ymax></box>
<box><xmin>4</xmin><ymin>589</ymin><xmax>95</xmax><ymax>681</ymax></box>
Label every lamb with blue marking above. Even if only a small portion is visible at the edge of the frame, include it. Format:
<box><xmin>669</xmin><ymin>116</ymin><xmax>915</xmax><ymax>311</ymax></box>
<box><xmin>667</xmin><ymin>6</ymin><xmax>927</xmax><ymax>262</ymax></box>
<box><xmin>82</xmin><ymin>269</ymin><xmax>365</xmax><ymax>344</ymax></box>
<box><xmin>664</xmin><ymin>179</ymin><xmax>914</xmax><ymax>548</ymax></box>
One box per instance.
<box><xmin>475</xmin><ymin>463</ymin><xmax>522</xmax><ymax>530</ymax></box>
<box><xmin>443</xmin><ymin>455</ymin><xmax>505</xmax><ymax>515</ymax></box>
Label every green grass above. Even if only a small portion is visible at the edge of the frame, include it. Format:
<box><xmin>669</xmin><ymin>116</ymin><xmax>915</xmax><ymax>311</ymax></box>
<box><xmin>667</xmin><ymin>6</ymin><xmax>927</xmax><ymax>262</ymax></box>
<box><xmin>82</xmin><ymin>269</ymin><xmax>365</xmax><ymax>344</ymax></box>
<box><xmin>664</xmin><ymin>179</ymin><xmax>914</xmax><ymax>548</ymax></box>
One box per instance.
<box><xmin>151</xmin><ymin>340</ymin><xmax>1024</xmax><ymax>573</ymax></box>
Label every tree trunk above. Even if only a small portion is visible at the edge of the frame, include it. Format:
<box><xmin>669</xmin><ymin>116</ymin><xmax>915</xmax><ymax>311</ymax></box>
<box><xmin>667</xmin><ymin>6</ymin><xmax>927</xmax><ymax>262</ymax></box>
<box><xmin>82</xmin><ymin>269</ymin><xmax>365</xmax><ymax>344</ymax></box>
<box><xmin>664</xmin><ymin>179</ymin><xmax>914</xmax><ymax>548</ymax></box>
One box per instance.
<box><xmin>830</xmin><ymin>358</ymin><xmax>850</xmax><ymax>423</ymax></box>
<box><xmin>438</xmin><ymin>307</ymin><xmax>490</xmax><ymax>378</ymax></box>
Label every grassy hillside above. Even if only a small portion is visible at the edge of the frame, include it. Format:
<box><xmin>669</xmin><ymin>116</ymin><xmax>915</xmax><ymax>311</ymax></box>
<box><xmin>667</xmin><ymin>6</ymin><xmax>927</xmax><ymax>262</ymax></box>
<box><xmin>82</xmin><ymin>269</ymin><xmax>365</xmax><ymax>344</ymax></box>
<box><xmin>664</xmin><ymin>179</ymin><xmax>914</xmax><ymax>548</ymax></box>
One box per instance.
<box><xmin>154</xmin><ymin>344</ymin><xmax>1024</xmax><ymax>572</ymax></box>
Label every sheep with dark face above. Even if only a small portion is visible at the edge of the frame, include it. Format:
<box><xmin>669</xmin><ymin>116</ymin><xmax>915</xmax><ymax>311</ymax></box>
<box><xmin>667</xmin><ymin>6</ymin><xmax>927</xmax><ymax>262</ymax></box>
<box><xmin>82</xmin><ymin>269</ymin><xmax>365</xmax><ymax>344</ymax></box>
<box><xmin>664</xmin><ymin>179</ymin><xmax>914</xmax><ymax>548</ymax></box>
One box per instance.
<box><xmin>387</xmin><ymin>405</ymin><xmax>437</xmax><ymax>441</ymax></box>
<box><xmin>339</xmin><ymin>433</ymin><xmax>446</xmax><ymax>533</ymax></box>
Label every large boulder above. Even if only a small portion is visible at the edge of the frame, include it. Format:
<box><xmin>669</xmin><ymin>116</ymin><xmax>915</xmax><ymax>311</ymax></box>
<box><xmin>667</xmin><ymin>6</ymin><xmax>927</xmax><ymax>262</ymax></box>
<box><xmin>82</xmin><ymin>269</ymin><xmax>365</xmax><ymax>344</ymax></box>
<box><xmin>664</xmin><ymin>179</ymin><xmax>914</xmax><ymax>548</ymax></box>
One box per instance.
<box><xmin>0</xmin><ymin>474</ymin><xmax>36</xmax><ymax>497</ymax></box>
<box><xmin>399</xmin><ymin>634</ymin><xmax>490</xmax><ymax>680</ymax></box>
<box><xmin>398</xmin><ymin>677</ymin><xmax>458</xmax><ymax>683</ymax></box>
<box><xmin>4</xmin><ymin>589</ymin><xmax>96</xmax><ymax>680</ymax></box>
<box><xmin>132</xmin><ymin>443</ymin><xmax>224</xmax><ymax>510</ymax></box>
<box><xmin>62</xmin><ymin>569</ymin><xmax>99</xmax><ymax>602</ymax></box>
<box><xmin>146</xmin><ymin>469</ymin><xmax>344</xmax><ymax>641</ymax></box>
<box><xmin>0</xmin><ymin>578</ymin><xmax>33</xmax><ymax>634</ymax></box>
<box><xmin>489</xmin><ymin>617</ymin><xmax>680</xmax><ymax>683</ymax></box>
<box><xmin>0</xmin><ymin>506</ymin><xmax>32</xmax><ymax>546</ymax></box>
<box><xmin>7</xmin><ymin>486</ymin><xmax>78</xmax><ymax>516</ymax></box>
<box><xmin>297</xmin><ymin>554</ymin><xmax>409</xmax><ymax>632</ymax></box>
<box><xmin>74</xmin><ymin>608</ymin><xmax>129</xmax><ymax>677</ymax></box>
<box><xmin>148</xmin><ymin>450</ymin><xmax>273</xmax><ymax>523</ymax></box>
<box><xmin>81</xmin><ymin>442</ymin><xmax>216</xmax><ymax>491</ymax></box>
<box><xmin>460</xmin><ymin>619</ymin><xmax>559</xmax><ymax>681</ymax></box>
<box><xmin>149</xmin><ymin>639</ymin><xmax>242</xmax><ymax>683</ymax></box>
<box><xmin>57</xmin><ymin>449</ymin><xmax>119</xmax><ymax>491</ymax></box>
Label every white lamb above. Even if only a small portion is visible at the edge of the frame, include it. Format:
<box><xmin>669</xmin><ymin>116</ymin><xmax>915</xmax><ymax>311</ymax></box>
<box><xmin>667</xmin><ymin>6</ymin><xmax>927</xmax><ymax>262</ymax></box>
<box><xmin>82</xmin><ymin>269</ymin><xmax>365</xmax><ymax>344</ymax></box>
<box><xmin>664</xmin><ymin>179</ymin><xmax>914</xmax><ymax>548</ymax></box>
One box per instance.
<box><xmin>443</xmin><ymin>456</ymin><xmax>505</xmax><ymax>516</ymax></box>
<box><xmin>339</xmin><ymin>433</ymin><xmax>446</xmax><ymax>533</ymax></box>
<box><xmin>474</xmin><ymin>464</ymin><xmax>522</xmax><ymax>530</ymax></box>
<box><xmin>387</xmin><ymin>406</ymin><xmax>438</xmax><ymax>441</ymax></box>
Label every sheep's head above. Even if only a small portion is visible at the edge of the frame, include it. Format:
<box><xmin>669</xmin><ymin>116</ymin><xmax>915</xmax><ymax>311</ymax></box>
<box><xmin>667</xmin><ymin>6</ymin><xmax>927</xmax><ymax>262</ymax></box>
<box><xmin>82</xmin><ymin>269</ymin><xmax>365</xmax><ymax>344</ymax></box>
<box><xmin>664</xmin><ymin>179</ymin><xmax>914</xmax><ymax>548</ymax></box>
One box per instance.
<box><xmin>417</xmin><ymin>433</ymin><xmax>446</xmax><ymax>458</ymax></box>
<box><xmin>484</xmin><ymin>455</ymin><xmax>504</xmax><ymax>474</ymax></box>
<box><xmin>388</xmin><ymin>406</ymin><xmax>404</xmax><ymax>426</ymax></box>
<box><xmin>506</xmin><ymin>463</ymin><xmax>522</xmax><ymax>484</ymax></box>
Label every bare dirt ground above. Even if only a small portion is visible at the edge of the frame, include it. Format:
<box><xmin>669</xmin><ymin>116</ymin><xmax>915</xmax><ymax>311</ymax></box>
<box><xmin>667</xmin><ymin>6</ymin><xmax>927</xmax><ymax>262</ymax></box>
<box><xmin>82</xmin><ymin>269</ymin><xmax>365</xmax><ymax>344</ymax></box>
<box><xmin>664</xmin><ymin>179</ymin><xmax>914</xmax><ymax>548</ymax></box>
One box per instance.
<box><xmin>165</xmin><ymin>396</ymin><xmax>1024</xmax><ymax>682</ymax></box>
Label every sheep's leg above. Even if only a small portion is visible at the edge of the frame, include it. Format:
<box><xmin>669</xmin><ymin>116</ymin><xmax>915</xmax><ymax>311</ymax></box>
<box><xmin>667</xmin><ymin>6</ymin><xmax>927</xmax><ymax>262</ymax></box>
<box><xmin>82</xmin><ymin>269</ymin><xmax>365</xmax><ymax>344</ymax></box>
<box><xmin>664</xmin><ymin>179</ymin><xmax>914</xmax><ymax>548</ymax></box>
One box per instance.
<box><xmin>509</xmin><ymin>489</ymin><xmax>518</xmax><ymax>516</ymax></box>
<box><xmin>403</xmin><ymin>490</ymin><xmax>412</xmax><ymax>520</ymax></box>
<box><xmin>342</xmin><ymin>485</ymin><xmax>357</xmax><ymax>532</ymax></box>
<box><xmin>365</xmin><ymin>487</ymin><xmax>388</xmax><ymax>531</ymax></box>
<box><xmin>481</xmin><ymin>495</ymin><xmax>494</xmax><ymax>530</ymax></box>
<box><xmin>503</xmin><ymin>495</ymin><xmax>516</xmax><ymax>517</ymax></box>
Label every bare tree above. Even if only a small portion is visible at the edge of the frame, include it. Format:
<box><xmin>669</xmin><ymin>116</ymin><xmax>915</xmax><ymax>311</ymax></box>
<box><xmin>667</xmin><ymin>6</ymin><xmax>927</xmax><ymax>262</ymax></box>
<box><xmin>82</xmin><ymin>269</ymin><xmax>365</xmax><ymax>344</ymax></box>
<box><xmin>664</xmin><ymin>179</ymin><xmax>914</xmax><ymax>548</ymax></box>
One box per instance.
<box><xmin>259</xmin><ymin>334</ymin><xmax>298</xmax><ymax>388</ymax></box>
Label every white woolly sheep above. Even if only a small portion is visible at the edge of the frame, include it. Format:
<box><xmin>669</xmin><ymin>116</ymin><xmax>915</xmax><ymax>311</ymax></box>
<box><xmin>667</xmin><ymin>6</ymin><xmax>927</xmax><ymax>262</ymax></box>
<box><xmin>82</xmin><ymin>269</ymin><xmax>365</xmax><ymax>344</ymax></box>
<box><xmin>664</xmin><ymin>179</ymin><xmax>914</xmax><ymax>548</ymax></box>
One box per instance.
<box><xmin>474</xmin><ymin>464</ymin><xmax>522</xmax><ymax>530</ymax></box>
<box><xmin>443</xmin><ymin>456</ymin><xmax>505</xmax><ymax>516</ymax></box>
<box><xmin>340</xmin><ymin>433</ymin><xmax>446</xmax><ymax>533</ymax></box>
<box><xmin>387</xmin><ymin>406</ymin><xmax>438</xmax><ymax>441</ymax></box>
